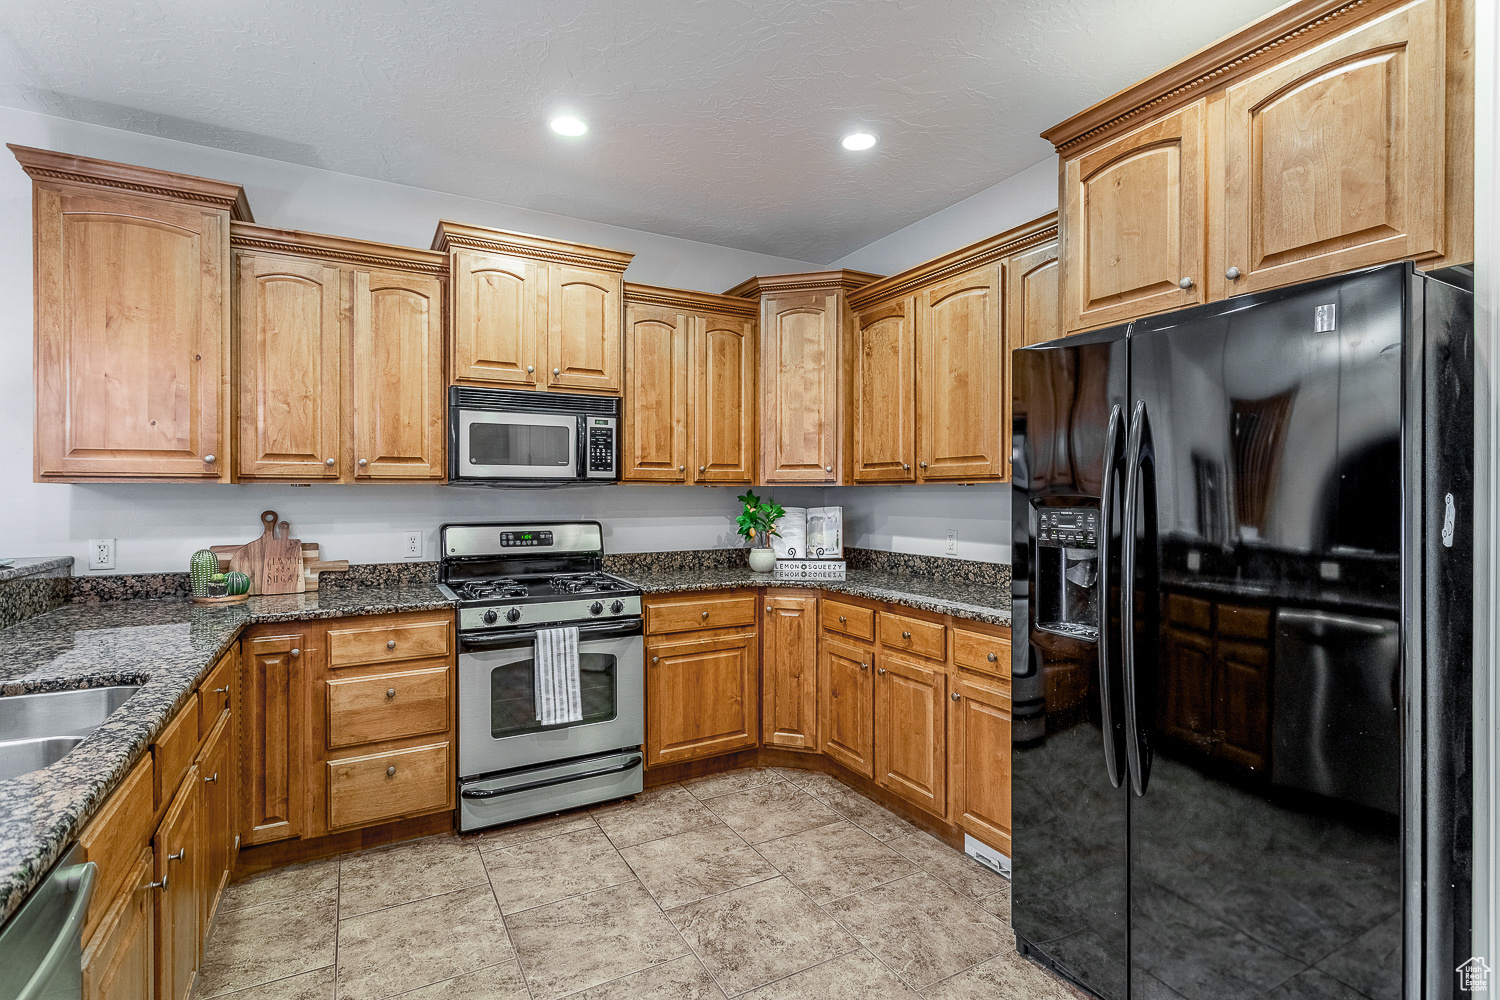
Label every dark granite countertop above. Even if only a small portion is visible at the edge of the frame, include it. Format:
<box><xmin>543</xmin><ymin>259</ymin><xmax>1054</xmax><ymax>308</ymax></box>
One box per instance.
<box><xmin>614</xmin><ymin>567</ymin><xmax>1012</xmax><ymax>628</ymax></box>
<box><xmin>0</xmin><ymin>583</ymin><xmax>453</xmax><ymax>925</ymax></box>
<box><xmin>0</xmin><ymin>556</ymin><xmax>73</xmax><ymax>584</ymax></box>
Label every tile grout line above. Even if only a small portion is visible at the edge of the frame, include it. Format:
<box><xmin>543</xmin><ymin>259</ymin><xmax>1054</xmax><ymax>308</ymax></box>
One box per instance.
<box><xmin>487</xmin><ymin>842</ymin><xmax>539</xmax><ymax>1000</ymax></box>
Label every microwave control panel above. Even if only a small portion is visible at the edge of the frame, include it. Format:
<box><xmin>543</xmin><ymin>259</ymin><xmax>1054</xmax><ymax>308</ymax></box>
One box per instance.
<box><xmin>586</xmin><ymin>417</ymin><xmax>617</xmax><ymax>478</ymax></box>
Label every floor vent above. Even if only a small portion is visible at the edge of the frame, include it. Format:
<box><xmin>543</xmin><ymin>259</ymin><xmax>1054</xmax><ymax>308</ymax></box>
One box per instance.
<box><xmin>964</xmin><ymin>835</ymin><xmax>1010</xmax><ymax>878</ymax></box>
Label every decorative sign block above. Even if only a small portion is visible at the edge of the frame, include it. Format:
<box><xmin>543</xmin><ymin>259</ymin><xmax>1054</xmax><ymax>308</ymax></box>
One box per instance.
<box><xmin>773</xmin><ymin>559</ymin><xmax>847</xmax><ymax>582</ymax></box>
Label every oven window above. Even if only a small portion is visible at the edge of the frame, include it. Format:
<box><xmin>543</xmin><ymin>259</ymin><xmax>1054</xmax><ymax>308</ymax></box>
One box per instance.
<box><xmin>490</xmin><ymin>652</ymin><xmax>618</xmax><ymax>737</ymax></box>
<box><xmin>470</xmin><ymin>422</ymin><xmax>572</xmax><ymax>468</ymax></box>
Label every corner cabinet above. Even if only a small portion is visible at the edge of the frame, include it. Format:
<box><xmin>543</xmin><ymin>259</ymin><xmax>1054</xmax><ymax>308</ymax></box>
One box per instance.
<box><xmin>622</xmin><ymin>284</ymin><xmax>757</xmax><ymax>484</ymax></box>
<box><xmin>761</xmin><ymin>592</ymin><xmax>819</xmax><ymax>751</ymax></box>
<box><xmin>1046</xmin><ymin>0</ymin><xmax>1473</xmax><ymax>334</ymax></box>
<box><xmin>433</xmin><ymin>222</ymin><xmax>633</xmax><ymax>395</ymax></box>
<box><xmin>232</xmin><ymin>225</ymin><xmax>447</xmax><ymax>483</ymax></box>
<box><xmin>12</xmin><ymin>144</ymin><xmax>250</xmax><ymax>482</ymax></box>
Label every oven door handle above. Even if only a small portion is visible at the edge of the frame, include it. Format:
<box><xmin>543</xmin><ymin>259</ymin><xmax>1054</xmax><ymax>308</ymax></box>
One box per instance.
<box><xmin>459</xmin><ymin>618</ymin><xmax>643</xmax><ymax>651</ymax></box>
<box><xmin>460</xmin><ymin>755</ymin><xmax>643</xmax><ymax>799</ymax></box>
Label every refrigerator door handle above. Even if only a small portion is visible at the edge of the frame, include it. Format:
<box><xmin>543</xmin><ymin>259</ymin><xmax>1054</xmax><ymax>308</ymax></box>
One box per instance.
<box><xmin>1120</xmin><ymin>399</ymin><xmax>1157</xmax><ymax>797</ymax></box>
<box><xmin>1097</xmin><ymin>403</ymin><xmax>1126</xmax><ymax>789</ymax></box>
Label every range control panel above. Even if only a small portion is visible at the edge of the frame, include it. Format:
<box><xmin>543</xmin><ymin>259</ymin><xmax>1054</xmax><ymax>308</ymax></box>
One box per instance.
<box><xmin>586</xmin><ymin>417</ymin><xmax>617</xmax><ymax>477</ymax></box>
<box><xmin>499</xmin><ymin>530</ymin><xmax>554</xmax><ymax>548</ymax></box>
<box><xmin>1037</xmin><ymin>507</ymin><xmax>1098</xmax><ymax>549</ymax></box>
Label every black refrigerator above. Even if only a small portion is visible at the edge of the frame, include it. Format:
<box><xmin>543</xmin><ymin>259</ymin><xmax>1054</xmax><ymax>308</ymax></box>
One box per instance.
<box><xmin>1009</xmin><ymin>262</ymin><xmax>1473</xmax><ymax>1000</ymax></box>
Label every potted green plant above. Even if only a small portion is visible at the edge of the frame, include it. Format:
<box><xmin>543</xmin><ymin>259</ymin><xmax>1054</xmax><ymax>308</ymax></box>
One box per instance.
<box><xmin>736</xmin><ymin>490</ymin><xmax>785</xmax><ymax>573</ymax></box>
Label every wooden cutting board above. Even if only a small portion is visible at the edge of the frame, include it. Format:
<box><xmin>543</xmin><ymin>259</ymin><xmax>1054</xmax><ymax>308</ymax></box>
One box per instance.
<box><xmin>227</xmin><ymin>510</ymin><xmax>306</xmax><ymax>595</ymax></box>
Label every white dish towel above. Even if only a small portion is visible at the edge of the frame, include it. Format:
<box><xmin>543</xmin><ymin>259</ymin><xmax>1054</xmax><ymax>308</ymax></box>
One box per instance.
<box><xmin>534</xmin><ymin>626</ymin><xmax>582</xmax><ymax>726</ymax></box>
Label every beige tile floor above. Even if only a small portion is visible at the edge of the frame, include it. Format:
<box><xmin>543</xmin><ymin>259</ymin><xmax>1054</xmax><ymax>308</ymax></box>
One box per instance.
<box><xmin>196</xmin><ymin>766</ymin><xmax>1086</xmax><ymax>1000</ymax></box>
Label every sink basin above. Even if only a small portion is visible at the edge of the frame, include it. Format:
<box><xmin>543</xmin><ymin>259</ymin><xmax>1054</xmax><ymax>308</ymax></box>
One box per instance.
<box><xmin>0</xmin><ymin>686</ymin><xmax>141</xmax><ymax>742</ymax></box>
<box><xmin>0</xmin><ymin>737</ymin><xmax>84</xmax><ymax>782</ymax></box>
<box><xmin>0</xmin><ymin>686</ymin><xmax>141</xmax><ymax>782</ymax></box>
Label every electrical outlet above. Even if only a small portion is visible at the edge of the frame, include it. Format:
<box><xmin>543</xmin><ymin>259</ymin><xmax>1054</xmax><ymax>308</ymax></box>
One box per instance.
<box><xmin>88</xmin><ymin>538</ymin><xmax>116</xmax><ymax>571</ymax></box>
<box><xmin>402</xmin><ymin>531</ymin><xmax>423</xmax><ymax>560</ymax></box>
<box><xmin>945</xmin><ymin>529</ymin><xmax>958</xmax><ymax>557</ymax></box>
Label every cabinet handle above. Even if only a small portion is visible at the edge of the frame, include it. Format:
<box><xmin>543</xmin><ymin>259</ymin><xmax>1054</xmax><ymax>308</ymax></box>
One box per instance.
<box><xmin>213</xmin><ymin>687</ymin><xmax>229</xmax><ymax>695</ymax></box>
<box><xmin>387</xmin><ymin>766</ymin><xmax>397</xmax><ymax>777</ymax></box>
<box><xmin>168</xmin><ymin>849</ymin><xmax>186</xmax><ymax>863</ymax></box>
<box><xmin>204</xmin><ymin>772</ymin><xmax>218</xmax><ymax>783</ymax></box>
<box><xmin>386</xmin><ymin>688</ymin><xmax>397</xmax><ymax>699</ymax></box>
<box><xmin>387</xmin><ymin>639</ymin><xmax>397</xmax><ymax>649</ymax></box>
<box><xmin>325</xmin><ymin>458</ymin><xmax>336</xmax><ymax>466</ymax></box>
<box><xmin>701</xmin><ymin>611</ymin><xmax>709</xmax><ymax>620</ymax></box>
<box><xmin>699</xmin><ymin>466</ymin><xmax>706</xmax><ymax>473</ymax></box>
<box><xmin>987</xmin><ymin>652</ymin><xmax>998</xmax><ymax>663</ymax></box>
<box><xmin>951</xmin><ymin>692</ymin><xmax>961</xmax><ymax>702</ymax></box>
<box><xmin>358</xmin><ymin>458</ymin><xmax>369</xmax><ymax>467</ymax></box>
<box><xmin>876</xmin><ymin>666</ymin><xmax>887</xmax><ymax>675</ymax></box>
<box><xmin>1226</xmin><ymin>266</ymin><xmax>1241</xmax><ymax>281</ymax></box>
<box><xmin>860</xmin><ymin>662</ymin><xmax>868</xmax><ymax>671</ymax></box>
<box><xmin>765</xmin><ymin>605</ymin><xmax>771</xmax><ymax>611</ymax></box>
<box><xmin>146</xmin><ymin>874</ymin><xmax>168</xmax><ymax>892</ymax></box>
<box><xmin>290</xmin><ymin>648</ymin><xmax>301</xmax><ymax>658</ymax></box>
<box><xmin>652</xmin><ymin>655</ymin><xmax>659</xmax><ymax>664</ymax></box>
<box><xmin>918</xmin><ymin>461</ymin><xmax>927</xmax><ymax>470</ymax></box>
<box><xmin>902</xmin><ymin>631</ymin><xmax>911</xmax><ymax>640</ymax></box>
<box><xmin>679</xmin><ymin>466</ymin><xmax>685</xmax><ymax>472</ymax></box>
<box><xmin>903</xmin><ymin>464</ymin><xmax>910</xmax><ymax>471</ymax></box>
<box><xmin>203</xmin><ymin>454</ymin><xmax>216</xmax><ymax>464</ymax></box>
<box><xmin>825</xmin><ymin>466</ymin><xmax>832</xmax><ymax>473</ymax></box>
<box><xmin>1179</xmin><ymin>277</ymin><xmax>1194</xmax><ymax>290</ymax></box>
<box><xmin>553</xmin><ymin>367</ymin><xmax>561</xmax><ymax>376</ymax></box>
<box><xmin>527</xmin><ymin>365</ymin><xmax>535</xmax><ymax>374</ymax></box>
<box><xmin>838</xmin><ymin>615</ymin><xmax>846</xmax><ymax>624</ymax></box>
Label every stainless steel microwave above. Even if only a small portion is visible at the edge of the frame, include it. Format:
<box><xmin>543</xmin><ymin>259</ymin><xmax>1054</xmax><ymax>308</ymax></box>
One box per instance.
<box><xmin>448</xmin><ymin>387</ymin><xmax>618</xmax><ymax>485</ymax></box>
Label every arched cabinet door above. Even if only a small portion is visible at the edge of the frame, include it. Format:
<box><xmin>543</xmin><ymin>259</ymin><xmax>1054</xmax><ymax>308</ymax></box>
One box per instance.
<box><xmin>547</xmin><ymin>265</ymin><xmax>622</xmax><ymax>393</ymax></box>
<box><xmin>450</xmin><ymin>249</ymin><xmax>541</xmax><ymax>387</ymax></box>
<box><xmin>852</xmin><ymin>299</ymin><xmax>916</xmax><ymax>483</ymax></box>
<box><xmin>693</xmin><ymin>313</ymin><xmax>756</xmax><ymax>484</ymax></box>
<box><xmin>760</xmin><ymin>292</ymin><xmax>839</xmax><ymax>483</ymax></box>
<box><xmin>622</xmin><ymin>302</ymin><xmax>689</xmax><ymax>482</ymax></box>
<box><xmin>352</xmin><ymin>268</ymin><xmax>446</xmax><ymax>480</ymax></box>
<box><xmin>916</xmin><ymin>265</ymin><xmax>1003</xmax><ymax>481</ymax></box>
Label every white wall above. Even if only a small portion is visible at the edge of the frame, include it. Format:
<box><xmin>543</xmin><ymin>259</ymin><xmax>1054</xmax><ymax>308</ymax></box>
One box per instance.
<box><xmin>829</xmin><ymin>156</ymin><xmax>1058</xmax><ymax>276</ymax></box>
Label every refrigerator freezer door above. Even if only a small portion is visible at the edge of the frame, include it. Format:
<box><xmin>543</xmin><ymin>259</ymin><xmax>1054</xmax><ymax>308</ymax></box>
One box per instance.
<box><xmin>1127</xmin><ymin>266</ymin><xmax>1406</xmax><ymax>999</ymax></box>
<box><xmin>1011</xmin><ymin>328</ymin><xmax>1129</xmax><ymax>998</ymax></box>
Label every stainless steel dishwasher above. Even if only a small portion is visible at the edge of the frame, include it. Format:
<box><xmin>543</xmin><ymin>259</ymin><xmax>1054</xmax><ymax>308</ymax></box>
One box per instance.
<box><xmin>0</xmin><ymin>844</ymin><xmax>97</xmax><ymax>1000</ymax></box>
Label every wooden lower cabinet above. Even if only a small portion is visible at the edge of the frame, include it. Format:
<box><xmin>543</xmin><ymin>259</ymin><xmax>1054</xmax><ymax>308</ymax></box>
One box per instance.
<box><xmin>646</xmin><ymin>629</ymin><xmax>758</xmax><ymax>766</ymax></box>
<box><xmin>83</xmin><ymin>848</ymin><xmax>155</xmax><ymax>1000</ymax></box>
<box><xmin>761</xmin><ymin>593</ymin><xmax>819</xmax><ymax>751</ymax></box>
<box><xmin>197</xmin><ymin>712</ymin><xmax>234</xmax><ymax>932</ymax></box>
<box><xmin>819</xmin><ymin>636</ymin><xmax>874</xmax><ymax>778</ymax></box>
<box><xmin>154</xmin><ymin>768</ymin><xmax>201</xmax><ymax>1000</ymax></box>
<box><xmin>326</xmin><ymin>742</ymin><xmax>453</xmax><ymax>830</ymax></box>
<box><xmin>874</xmin><ymin>651</ymin><xmax>948</xmax><ymax>817</ymax></box>
<box><xmin>950</xmin><ymin>674</ymin><xmax>1013</xmax><ymax>855</ymax></box>
<box><xmin>240</xmin><ymin>629</ymin><xmax>310</xmax><ymax>846</ymax></box>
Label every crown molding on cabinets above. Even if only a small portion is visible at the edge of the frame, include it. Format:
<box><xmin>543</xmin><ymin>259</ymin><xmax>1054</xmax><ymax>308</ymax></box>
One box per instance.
<box><xmin>430</xmin><ymin>220</ymin><xmax>635</xmax><ymax>273</ymax></box>
<box><xmin>8</xmin><ymin>143</ymin><xmax>253</xmax><ymax>221</ymax></box>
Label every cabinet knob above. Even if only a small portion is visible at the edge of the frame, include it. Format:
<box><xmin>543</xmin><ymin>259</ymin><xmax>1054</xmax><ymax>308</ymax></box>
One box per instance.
<box><xmin>903</xmin><ymin>464</ymin><xmax>910</xmax><ymax>471</ymax></box>
<box><xmin>901</xmin><ymin>631</ymin><xmax>911</xmax><ymax>640</ymax></box>
<box><xmin>1226</xmin><ymin>266</ymin><xmax>1242</xmax><ymax>281</ymax></box>
<box><xmin>325</xmin><ymin>458</ymin><xmax>336</xmax><ymax>466</ymax></box>
<box><xmin>386</xmin><ymin>766</ymin><xmax>397</xmax><ymax>777</ymax></box>
<box><xmin>146</xmin><ymin>875</ymin><xmax>169</xmax><ymax>892</ymax></box>
<box><xmin>553</xmin><ymin>367</ymin><xmax>561</xmax><ymax>376</ymax></box>
<box><xmin>387</xmin><ymin>639</ymin><xmax>397</xmax><ymax>649</ymax></box>
<box><xmin>918</xmin><ymin>461</ymin><xmax>927</xmax><ymax>470</ymax></box>
<box><xmin>838</xmin><ymin>615</ymin><xmax>846</xmax><ymax>624</ymax></box>
<box><xmin>860</xmin><ymin>662</ymin><xmax>868</xmax><ymax>671</ymax></box>
<box><xmin>1179</xmin><ymin>277</ymin><xmax>1194</xmax><ymax>290</ymax></box>
<box><xmin>679</xmin><ymin>466</ymin><xmax>685</xmax><ymax>472</ymax></box>
<box><xmin>527</xmin><ymin>365</ymin><xmax>535</xmax><ymax>373</ymax></box>
<box><xmin>766</xmin><ymin>605</ymin><xmax>771</xmax><ymax>611</ymax></box>
<box><xmin>290</xmin><ymin>648</ymin><xmax>300</xmax><ymax>658</ymax></box>
<box><xmin>987</xmin><ymin>652</ymin><xmax>998</xmax><ymax>663</ymax></box>
<box><xmin>213</xmin><ymin>687</ymin><xmax>229</xmax><ymax>695</ymax></box>
<box><xmin>168</xmin><ymin>848</ymin><xmax>186</xmax><ymax>863</ymax></box>
<box><xmin>203</xmin><ymin>454</ymin><xmax>216</xmax><ymax>464</ymax></box>
<box><xmin>951</xmin><ymin>692</ymin><xmax>961</xmax><ymax>702</ymax></box>
<box><xmin>358</xmin><ymin>458</ymin><xmax>369</xmax><ymax>467</ymax></box>
<box><xmin>825</xmin><ymin>466</ymin><xmax>832</xmax><ymax>473</ymax></box>
<box><xmin>876</xmin><ymin>666</ymin><xmax>887</xmax><ymax>676</ymax></box>
<box><xmin>699</xmin><ymin>466</ymin><xmax>706</xmax><ymax>473</ymax></box>
<box><xmin>386</xmin><ymin>688</ymin><xmax>397</xmax><ymax>699</ymax></box>
<box><xmin>204</xmin><ymin>772</ymin><xmax>218</xmax><ymax>783</ymax></box>
<box><xmin>652</xmin><ymin>655</ymin><xmax>659</xmax><ymax>664</ymax></box>
<box><xmin>701</xmin><ymin>611</ymin><xmax>709</xmax><ymax>620</ymax></box>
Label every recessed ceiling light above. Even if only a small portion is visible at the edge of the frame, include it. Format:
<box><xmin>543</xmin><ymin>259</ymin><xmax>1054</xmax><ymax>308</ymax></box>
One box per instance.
<box><xmin>841</xmin><ymin>132</ymin><xmax>877</xmax><ymax>151</ymax></box>
<box><xmin>549</xmin><ymin>115</ymin><xmax>588</xmax><ymax>137</ymax></box>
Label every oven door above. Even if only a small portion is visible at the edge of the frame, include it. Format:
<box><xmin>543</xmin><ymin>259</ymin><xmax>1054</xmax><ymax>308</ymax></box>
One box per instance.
<box><xmin>456</xmin><ymin>409</ymin><xmax>580</xmax><ymax>480</ymax></box>
<box><xmin>457</xmin><ymin>618</ymin><xmax>644</xmax><ymax>777</ymax></box>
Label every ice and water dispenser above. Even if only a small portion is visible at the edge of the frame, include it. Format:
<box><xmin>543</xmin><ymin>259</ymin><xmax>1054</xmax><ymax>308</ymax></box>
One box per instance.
<box><xmin>1034</xmin><ymin>504</ymin><xmax>1101</xmax><ymax>641</ymax></box>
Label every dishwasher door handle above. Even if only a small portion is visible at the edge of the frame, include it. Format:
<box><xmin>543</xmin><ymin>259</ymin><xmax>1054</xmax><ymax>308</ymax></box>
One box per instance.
<box><xmin>11</xmin><ymin>860</ymin><xmax>97</xmax><ymax>1000</ymax></box>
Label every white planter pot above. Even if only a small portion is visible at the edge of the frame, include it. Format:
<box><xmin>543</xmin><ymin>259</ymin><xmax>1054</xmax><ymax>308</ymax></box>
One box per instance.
<box><xmin>748</xmin><ymin>547</ymin><xmax>776</xmax><ymax>573</ymax></box>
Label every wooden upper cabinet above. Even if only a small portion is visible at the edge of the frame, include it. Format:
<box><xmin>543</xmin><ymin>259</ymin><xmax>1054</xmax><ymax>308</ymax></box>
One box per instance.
<box><xmin>1217</xmin><ymin>0</ymin><xmax>1447</xmax><ymax>295</ymax></box>
<box><xmin>1005</xmin><ymin>238</ymin><xmax>1062</xmax><ymax>350</ymax></box>
<box><xmin>1061</xmin><ymin>101</ymin><xmax>1207</xmax><ymax>334</ymax></box>
<box><xmin>852</xmin><ymin>299</ymin><xmax>915</xmax><ymax>483</ymax></box>
<box><xmin>761</xmin><ymin>593</ymin><xmax>819</xmax><ymax>751</ymax></box>
<box><xmin>917</xmin><ymin>265</ymin><xmax>1003</xmax><ymax>480</ymax></box>
<box><xmin>434</xmin><ymin>222</ymin><xmax>634</xmax><ymax>396</ymax></box>
<box><xmin>352</xmin><ymin>268</ymin><xmax>445</xmax><ymax>480</ymax></box>
<box><xmin>449</xmin><ymin>250</ymin><xmax>542</xmax><ymax>387</ymax></box>
<box><xmin>694</xmin><ymin>313</ymin><xmax>756</xmax><ymax>483</ymax></box>
<box><xmin>235</xmin><ymin>251</ymin><xmax>343</xmax><ymax>480</ymax></box>
<box><xmin>761</xmin><ymin>291</ymin><xmax>839</xmax><ymax>482</ymax></box>
<box><xmin>13</xmin><ymin>145</ymin><xmax>250</xmax><ymax>481</ymax></box>
<box><xmin>622</xmin><ymin>301</ymin><xmax>689</xmax><ymax>482</ymax></box>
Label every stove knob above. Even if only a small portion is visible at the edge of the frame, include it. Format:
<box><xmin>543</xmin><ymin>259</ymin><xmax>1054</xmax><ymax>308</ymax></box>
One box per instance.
<box><xmin>589</xmin><ymin>601</ymin><xmax>604</xmax><ymax>616</ymax></box>
<box><xmin>505</xmin><ymin>608</ymin><xmax>522</xmax><ymax>624</ymax></box>
<box><xmin>482</xmin><ymin>609</ymin><xmax>498</xmax><ymax>625</ymax></box>
<box><xmin>610</xmin><ymin>600</ymin><xmax>624</xmax><ymax>615</ymax></box>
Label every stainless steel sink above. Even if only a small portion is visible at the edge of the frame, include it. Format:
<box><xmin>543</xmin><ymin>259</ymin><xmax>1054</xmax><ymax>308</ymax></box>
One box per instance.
<box><xmin>0</xmin><ymin>686</ymin><xmax>141</xmax><ymax>782</ymax></box>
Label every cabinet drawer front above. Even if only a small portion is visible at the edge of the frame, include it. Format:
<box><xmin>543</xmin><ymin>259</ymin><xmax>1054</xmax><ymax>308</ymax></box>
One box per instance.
<box><xmin>327</xmin><ymin>667</ymin><xmax>452</xmax><ymax>749</ymax></box>
<box><xmin>1166</xmin><ymin>594</ymin><xmax>1213</xmax><ymax>632</ymax></box>
<box><xmin>197</xmin><ymin>650</ymin><xmax>235</xmax><ymax>738</ymax></box>
<box><xmin>152</xmin><ymin>694</ymin><xmax>200</xmax><ymax>808</ymax></box>
<box><xmin>953</xmin><ymin>628</ymin><xmax>1011</xmax><ymax>681</ymax></box>
<box><xmin>647</xmin><ymin>593</ymin><xmax>757</xmax><ymax>635</ymax></box>
<box><xmin>327</xmin><ymin>620</ymin><xmax>451</xmax><ymax>668</ymax></box>
<box><xmin>878</xmin><ymin>611</ymin><xmax>946</xmax><ymax>661</ymax></box>
<box><xmin>822</xmin><ymin>599</ymin><xmax>875</xmax><ymax>641</ymax></box>
<box><xmin>327</xmin><ymin>742</ymin><xmax>452</xmax><ymax>830</ymax></box>
<box><xmin>79</xmin><ymin>755</ymin><xmax>154</xmax><ymax>946</ymax></box>
<box><xmin>1216</xmin><ymin>604</ymin><xmax>1271</xmax><ymax>642</ymax></box>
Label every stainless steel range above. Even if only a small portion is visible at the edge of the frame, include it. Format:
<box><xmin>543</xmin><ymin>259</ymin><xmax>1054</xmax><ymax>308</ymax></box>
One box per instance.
<box><xmin>438</xmin><ymin>521</ymin><xmax>644</xmax><ymax>832</ymax></box>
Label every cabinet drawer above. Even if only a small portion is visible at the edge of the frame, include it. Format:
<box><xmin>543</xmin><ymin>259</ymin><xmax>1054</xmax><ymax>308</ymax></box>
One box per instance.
<box><xmin>327</xmin><ymin>619</ymin><xmax>451</xmax><ymax>668</ymax></box>
<box><xmin>822</xmin><ymin>599</ymin><xmax>874</xmax><ymax>641</ymax></box>
<box><xmin>1216</xmin><ymin>604</ymin><xmax>1272</xmax><ymax>641</ymax></box>
<box><xmin>326</xmin><ymin>667</ymin><xmax>452</xmax><ymax>749</ymax></box>
<box><xmin>647</xmin><ymin>593</ymin><xmax>757</xmax><ymax>635</ymax></box>
<box><xmin>953</xmin><ymin>628</ymin><xmax>1011</xmax><ymax>681</ymax></box>
<box><xmin>327</xmin><ymin>742</ymin><xmax>452</xmax><ymax>830</ymax></box>
<box><xmin>79</xmin><ymin>755</ymin><xmax>154</xmax><ymax>946</ymax></box>
<box><xmin>1166</xmin><ymin>594</ymin><xmax>1213</xmax><ymax>632</ymax></box>
<box><xmin>152</xmin><ymin>694</ymin><xmax>200</xmax><ymax>808</ymax></box>
<box><xmin>197</xmin><ymin>650</ymin><xmax>234</xmax><ymax>738</ymax></box>
<box><xmin>878</xmin><ymin>611</ymin><xmax>946</xmax><ymax>661</ymax></box>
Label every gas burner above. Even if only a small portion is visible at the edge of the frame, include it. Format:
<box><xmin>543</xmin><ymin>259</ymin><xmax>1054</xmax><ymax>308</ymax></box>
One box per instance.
<box><xmin>548</xmin><ymin>574</ymin><xmax>620</xmax><ymax>595</ymax></box>
<box><xmin>458</xmin><ymin>579</ymin><xmax>528</xmax><ymax>601</ymax></box>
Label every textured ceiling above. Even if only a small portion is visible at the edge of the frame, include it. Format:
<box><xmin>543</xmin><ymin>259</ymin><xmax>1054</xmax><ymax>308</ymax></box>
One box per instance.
<box><xmin>0</xmin><ymin>0</ymin><xmax>1286</xmax><ymax>263</ymax></box>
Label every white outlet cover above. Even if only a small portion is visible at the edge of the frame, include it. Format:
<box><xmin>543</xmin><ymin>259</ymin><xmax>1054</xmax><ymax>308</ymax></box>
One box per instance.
<box><xmin>402</xmin><ymin>531</ymin><xmax>423</xmax><ymax>559</ymax></box>
<box><xmin>945</xmin><ymin>529</ymin><xmax>958</xmax><ymax>556</ymax></box>
<box><xmin>88</xmin><ymin>538</ymin><xmax>115</xmax><ymax>571</ymax></box>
